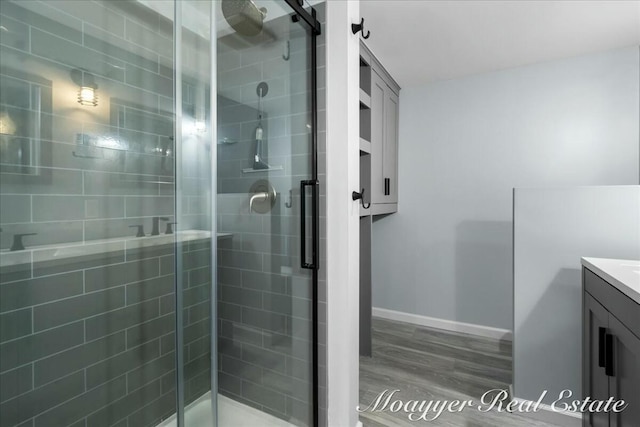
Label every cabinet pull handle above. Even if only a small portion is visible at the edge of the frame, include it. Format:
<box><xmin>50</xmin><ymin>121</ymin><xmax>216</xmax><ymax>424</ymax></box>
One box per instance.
<box><xmin>384</xmin><ymin>178</ymin><xmax>390</xmax><ymax>196</ymax></box>
<box><xmin>598</xmin><ymin>327</ymin><xmax>606</xmax><ymax>368</ymax></box>
<box><xmin>605</xmin><ymin>333</ymin><xmax>614</xmax><ymax>377</ymax></box>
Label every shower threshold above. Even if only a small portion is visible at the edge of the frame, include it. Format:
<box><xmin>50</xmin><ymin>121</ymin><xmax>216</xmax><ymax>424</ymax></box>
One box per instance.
<box><xmin>156</xmin><ymin>392</ymin><xmax>295</xmax><ymax>427</ymax></box>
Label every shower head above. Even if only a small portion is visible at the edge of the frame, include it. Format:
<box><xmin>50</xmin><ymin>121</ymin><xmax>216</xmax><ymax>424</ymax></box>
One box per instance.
<box><xmin>221</xmin><ymin>0</ymin><xmax>267</xmax><ymax>37</ymax></box>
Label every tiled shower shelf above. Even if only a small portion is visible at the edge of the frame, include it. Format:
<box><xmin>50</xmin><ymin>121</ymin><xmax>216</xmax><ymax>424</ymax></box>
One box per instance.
<box><xmin>0</xmin><ymin>230</ymin><xmax>232</xmax><ymax>268</ymax></box>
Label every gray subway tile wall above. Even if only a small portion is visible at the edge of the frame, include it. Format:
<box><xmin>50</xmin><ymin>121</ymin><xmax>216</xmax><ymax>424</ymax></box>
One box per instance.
<box><xmin>0</xmin><ymin>57</ymin><xmax>176</xmax><ymax>251</ymax></box>
<box><xmin>0</xmin><ymin>0</ymin><xmax>212</xmax><ymax>426</ymax></box>
<box><xmin>1</xmin><ymin>0</ymin><xmax>328</xmax><ymax>426</ymax></box>
<box><xmin>0</xmin><ymin>236</ymin><xmax>212</xmax><ymax>427</ymax></box>
<box><xmin>215</xmin><ymin>3</ymin><xmax>327</xmax><ymax>425</ymax></box>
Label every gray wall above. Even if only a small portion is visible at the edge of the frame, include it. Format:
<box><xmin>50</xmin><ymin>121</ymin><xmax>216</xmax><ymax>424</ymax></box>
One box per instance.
<box><xmin>372</xmin><ymin>46</ymin><xmax>640</xmax><ymax>330</ymax></box>
<box><xmin>513</xmin><ymin>186</ymin><xmax>640</xmax><ymax>405</ymax></box>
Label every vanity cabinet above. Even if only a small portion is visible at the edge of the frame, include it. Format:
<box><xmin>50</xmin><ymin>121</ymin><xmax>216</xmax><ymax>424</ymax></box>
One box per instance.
<box><xmin>583</xmin><ymin>267</ymin><xmax>640</xmax><ymax>427</ymax></box>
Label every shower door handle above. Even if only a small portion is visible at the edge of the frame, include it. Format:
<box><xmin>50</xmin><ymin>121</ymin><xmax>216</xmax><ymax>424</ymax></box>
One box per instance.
<box><xmin>300</xmin><ymin>180</ymin><xmax>319</xmax><ymax>270</ymax></box>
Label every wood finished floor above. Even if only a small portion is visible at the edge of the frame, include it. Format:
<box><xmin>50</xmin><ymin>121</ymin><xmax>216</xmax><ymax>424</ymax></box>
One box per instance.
<box><xmin>359</xmin><ymin>317</ymin><xmax>563</xmax><ymax>427</ymax></box>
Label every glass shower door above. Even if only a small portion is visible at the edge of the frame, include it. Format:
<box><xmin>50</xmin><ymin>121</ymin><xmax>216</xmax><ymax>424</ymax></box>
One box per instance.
<box><xmin>174</xmin><ymin>1</ymin><xmax>216</xmax><ymax>427</ymax></box>
<box><xmin>0</xmin><ymin>1</ymin><xmax>214</xmax><ymax>426</ymax></box>
<box><xmin>215</xmin><ymin>1</ymin><xmax>320</xmax><ymax>426</ymax></box>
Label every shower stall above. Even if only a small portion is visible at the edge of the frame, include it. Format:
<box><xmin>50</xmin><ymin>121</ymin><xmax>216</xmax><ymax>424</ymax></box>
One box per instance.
<box><xmin>0</xmin><ymin>0</ymin><xmax>323</xmax><ymax>426</ymax></box>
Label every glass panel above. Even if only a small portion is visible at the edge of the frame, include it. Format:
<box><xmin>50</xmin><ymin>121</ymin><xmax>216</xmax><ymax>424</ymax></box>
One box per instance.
<box><xmin>0</xmin><ymin>1</ymin><xmax>205</xmax><ymax>426</ymax></box>
<box><xmin>175</xmin><ymin>1</ymin><xmax>216</xmax><ymax>427</ymax></box>
<box><xmin>216</xmin><ymin>1</ymin><xmax>314</xmax><ymax>425</ymax></box>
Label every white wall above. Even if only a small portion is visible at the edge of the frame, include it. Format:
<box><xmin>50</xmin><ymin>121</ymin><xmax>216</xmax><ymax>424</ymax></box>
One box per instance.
<box><xmin>326</xmin><ymin>1</ymin><xmax>361</xmax><ymax>427</ymax></box>
<box><xmin>372</xmin><ymin>46</ymin><xmax>640</xmax><ymax>330</ymax></box>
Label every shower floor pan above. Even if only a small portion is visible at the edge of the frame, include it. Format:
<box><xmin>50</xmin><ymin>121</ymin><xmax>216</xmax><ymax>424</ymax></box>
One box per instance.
<box><xmin>157</xmin><ymin>392</ymin><xmax>295</xmax><ymax>427</ymax></box>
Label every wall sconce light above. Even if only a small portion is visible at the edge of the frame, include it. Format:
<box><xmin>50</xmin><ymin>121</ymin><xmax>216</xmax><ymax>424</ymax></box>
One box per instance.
<box><xmin>70</xmin><ymin>68</ymin><xmax>98</xmax><ymax>107</ymax></box>
<box><xmin>78</xmin><ymin>86</ymin><xmax>98</xmax><ymax>106</ymax></box>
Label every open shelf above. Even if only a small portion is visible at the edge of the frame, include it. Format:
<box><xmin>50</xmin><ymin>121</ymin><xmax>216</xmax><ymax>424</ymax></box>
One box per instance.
<box><xmin>371</xmin><ymin>203</ymin><xmax>397</xmax><ymax>216</ymax></box>
<box><xmin>360</xmin><ymin>56</ymin><xmax>371</xmax><ymax>96</ymax></box>
<box><xmin>359</xmin><ymin>108</ymin><xmax>371</xmax><ymax>142</ymax></box>
<box><xmin>359</xmin><ymin>88</ymin><xmax>371</xmax><ymax>109</ymax></box>
<box><xmin>359</xmin><ymin>50</ymin><xmax>372</xmax><ymax>217</ymax></box>
<box><xmin>359</xmin><ymin>138</ymin><xmax>371</xmax><ymax>154</ymax></box>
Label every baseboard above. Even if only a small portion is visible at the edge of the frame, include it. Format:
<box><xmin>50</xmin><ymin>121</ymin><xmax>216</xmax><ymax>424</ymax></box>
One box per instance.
<box><xmin>511</xmin><ymin>396</ymin><xmax>582</xmax><ymax>427</ymax></box>
<box><xmin>372</xmin><ymin>307</ymin><xmax>513</xmax><ymax>341</ymax></box>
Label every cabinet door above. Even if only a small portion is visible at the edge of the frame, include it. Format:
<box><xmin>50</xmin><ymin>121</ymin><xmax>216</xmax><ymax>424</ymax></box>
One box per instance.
<box><xmin>370</xmin><ymin>71</ymin><xmax>386</xmax><ymax>204</ymax></box>
<box><xmin>583</xmin><ymin>293</ymin><xmax>611</xmax><ymax>427</ymax></box>
<box><xmin>607</xmin><ymin>315</ymin><xmax>640</xmax><ymax>427</ymax></box>
<box><xmin>383</xmin><ymin>87</ymin><xmax>399</xmax><ymax>203</ymax></box>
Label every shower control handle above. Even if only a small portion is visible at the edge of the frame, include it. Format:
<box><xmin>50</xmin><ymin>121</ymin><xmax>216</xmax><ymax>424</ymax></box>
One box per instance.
<box><xmin>248</xmin><ymin>180</ymin><xmax>276</xmax><ymax>214</ymax></box>
<box><xmin>249</xmin><ymin>192</ymin><xmax>269</xmax><ymax>212</ymax></box>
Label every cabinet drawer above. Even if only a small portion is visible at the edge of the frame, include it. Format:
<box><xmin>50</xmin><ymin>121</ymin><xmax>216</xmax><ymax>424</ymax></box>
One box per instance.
<box><xmin>584</xmin><ymin>268</ymin><xmax>640</xmax><ymax>340</ymax></box>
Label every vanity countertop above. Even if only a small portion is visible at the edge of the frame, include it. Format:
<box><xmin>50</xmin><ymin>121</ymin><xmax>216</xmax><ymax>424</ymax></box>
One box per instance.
<box><xmin>582</xmin><ymin>257</ymin><xmax>640</xmax><ymax>305</ymax></box>
<box><xmin>0</xmin><ymin>230</ymin><xmax>232</xmax><ymax>268</ymax></box>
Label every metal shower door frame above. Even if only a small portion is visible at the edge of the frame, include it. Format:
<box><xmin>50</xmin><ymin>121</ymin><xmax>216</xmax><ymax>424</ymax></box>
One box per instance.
<box><xmin>282</xmin><ymin>2</ymin><xmax>322</xmax><ymax>426</ymax></box>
